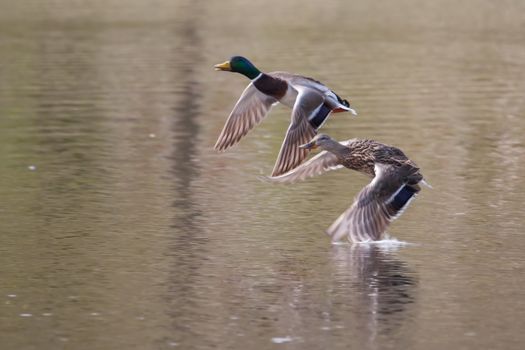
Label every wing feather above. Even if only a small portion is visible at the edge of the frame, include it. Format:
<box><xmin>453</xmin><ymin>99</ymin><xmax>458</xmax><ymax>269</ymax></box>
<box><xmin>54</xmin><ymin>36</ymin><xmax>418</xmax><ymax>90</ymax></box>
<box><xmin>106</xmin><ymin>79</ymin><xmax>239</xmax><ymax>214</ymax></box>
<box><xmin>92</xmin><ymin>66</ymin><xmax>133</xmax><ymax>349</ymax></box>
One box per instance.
<box><xmin>266</xmin><ymin>140</ymin><xmax>354</xmax><ymax>183</ymax></box>
<box><xmin>327</xmin><ymin>164</ymin><xmax>420</xmax><ymax>242</ymax></box>
<box><xmin>214</xmin><ymin>83</ymin><xmax>277</xmax><ymax>151</ymax></box>
<box><xmin>271</xmin><ymin>88</ymin><xmax>325</xmax><ymax>176</ymax></box>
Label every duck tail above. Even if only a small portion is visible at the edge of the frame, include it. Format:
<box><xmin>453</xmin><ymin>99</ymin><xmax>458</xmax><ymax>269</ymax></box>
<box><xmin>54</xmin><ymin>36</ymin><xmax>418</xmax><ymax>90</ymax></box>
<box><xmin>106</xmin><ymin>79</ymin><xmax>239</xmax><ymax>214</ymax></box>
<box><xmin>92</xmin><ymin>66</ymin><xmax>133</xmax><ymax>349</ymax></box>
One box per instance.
<box><xmin>332</xmin><ymin>94</ymin><xmax>356</xmax><ymax>114</ymax></box>
<box><xmin>421</xmin><ymin>179</ymin><xmax>433</xmax><ymax>189</ymax></box>
<box><xmin>334</xmin><ymin>93</ymin><xmax>350</xmax><ymax>107</ymax></box>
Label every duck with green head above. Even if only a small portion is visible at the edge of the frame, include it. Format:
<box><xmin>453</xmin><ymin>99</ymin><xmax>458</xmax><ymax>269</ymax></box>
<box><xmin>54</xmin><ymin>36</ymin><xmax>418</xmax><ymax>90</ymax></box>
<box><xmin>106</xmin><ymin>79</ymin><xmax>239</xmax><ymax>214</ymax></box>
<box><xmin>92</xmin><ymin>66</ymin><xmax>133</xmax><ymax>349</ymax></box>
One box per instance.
<box><xmin>214</xmin><ymin>56</ymin><xmax>357</xmax><ymax>176</ymax></box>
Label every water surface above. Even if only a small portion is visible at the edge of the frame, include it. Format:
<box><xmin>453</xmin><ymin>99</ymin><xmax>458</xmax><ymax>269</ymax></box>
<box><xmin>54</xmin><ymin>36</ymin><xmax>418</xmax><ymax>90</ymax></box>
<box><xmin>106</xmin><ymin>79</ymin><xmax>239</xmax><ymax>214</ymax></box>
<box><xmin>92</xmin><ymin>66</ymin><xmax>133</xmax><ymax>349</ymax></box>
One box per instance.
<box><xmin>1</xmin><ymin>0</ymin><xmax>525</xmax><ymax>349</ymax></box>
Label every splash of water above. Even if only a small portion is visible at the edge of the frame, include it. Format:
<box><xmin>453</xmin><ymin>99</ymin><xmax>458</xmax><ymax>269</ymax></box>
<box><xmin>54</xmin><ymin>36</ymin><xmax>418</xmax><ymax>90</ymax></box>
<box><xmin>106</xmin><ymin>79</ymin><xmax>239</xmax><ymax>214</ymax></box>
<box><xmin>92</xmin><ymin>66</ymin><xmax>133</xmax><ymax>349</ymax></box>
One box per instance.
<box><xmin>332</xmin><ymin>233</ymin><xmax>416</xmax><ymax>252</ymax></box>
<box><xmin>271</xmin><ymin>336</ymin><xmax>294</xmax><ymax>344</ymax></box>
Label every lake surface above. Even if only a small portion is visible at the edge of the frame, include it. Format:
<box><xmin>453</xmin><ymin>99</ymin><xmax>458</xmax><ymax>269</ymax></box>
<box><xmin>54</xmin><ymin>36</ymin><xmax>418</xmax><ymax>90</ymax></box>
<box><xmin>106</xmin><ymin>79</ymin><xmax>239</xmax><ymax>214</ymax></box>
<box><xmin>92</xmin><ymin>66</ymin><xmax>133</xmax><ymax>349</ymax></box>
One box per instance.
<box><xmin>1</xmin><ymin>0</ymin><xmax>525</xmax><ymax>349</ymax></box>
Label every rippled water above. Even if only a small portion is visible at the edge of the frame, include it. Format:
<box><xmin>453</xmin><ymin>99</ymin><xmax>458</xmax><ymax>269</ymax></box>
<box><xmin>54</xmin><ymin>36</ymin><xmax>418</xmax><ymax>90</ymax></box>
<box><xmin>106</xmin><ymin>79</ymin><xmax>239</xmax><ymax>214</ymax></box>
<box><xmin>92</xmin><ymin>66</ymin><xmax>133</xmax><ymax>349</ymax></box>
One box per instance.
<box><xmin>1</xmin><ymin>0</ymin><xmax>525</xmax><ymax>349</ymax></box>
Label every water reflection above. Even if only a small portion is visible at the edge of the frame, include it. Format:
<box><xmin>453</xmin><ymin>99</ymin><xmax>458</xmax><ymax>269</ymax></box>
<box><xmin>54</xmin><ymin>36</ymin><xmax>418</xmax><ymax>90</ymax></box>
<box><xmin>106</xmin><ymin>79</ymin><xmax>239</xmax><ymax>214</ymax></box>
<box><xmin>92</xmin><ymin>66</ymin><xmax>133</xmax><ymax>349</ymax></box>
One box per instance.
<box><xmin>166</xmin><ymin>3</ymin><xmax>207</xmax><ymax>347</ymax></box>
<box><xmin>331</xmin><ymin>244</ymin><xmax>417</xmax><ymax>341</ymax></box>
<box><xmin>169</xmin><ymin>20</ymin><xmax>203</xmax><ymax>231</ymax></box>
<box><xmin>1</xmin><ymin>0</ymin><xmax>525</xmax><ymax>349</ymax></box>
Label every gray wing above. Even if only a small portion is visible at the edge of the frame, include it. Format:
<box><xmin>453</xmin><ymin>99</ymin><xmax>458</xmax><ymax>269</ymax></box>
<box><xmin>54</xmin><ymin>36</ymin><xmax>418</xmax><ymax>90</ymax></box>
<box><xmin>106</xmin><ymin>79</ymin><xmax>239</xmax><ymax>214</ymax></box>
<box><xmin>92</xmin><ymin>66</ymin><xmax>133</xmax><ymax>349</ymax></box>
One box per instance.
<box><xmin>271</xmin><ymin>87</ymin><xmax>324</xmax><ymax>176</ymax></box>
<box><xmin>272</xmin><ymin>72</ymin><xmax>330</xmax><ymax>94</ymax></box>
<box><xmin>328</xmin><ymin>163</ymin><xmax>420</xmax><ymax>242</ymax></box>
<box><xmin>214</xmin><ymin>83</ymin><xmax>277</xmax><ymax>151</ymax></box>
<box><xmin>266</xmin><ymin>140</ymin><xmax>354</xmax><ymax>183</ymax></box>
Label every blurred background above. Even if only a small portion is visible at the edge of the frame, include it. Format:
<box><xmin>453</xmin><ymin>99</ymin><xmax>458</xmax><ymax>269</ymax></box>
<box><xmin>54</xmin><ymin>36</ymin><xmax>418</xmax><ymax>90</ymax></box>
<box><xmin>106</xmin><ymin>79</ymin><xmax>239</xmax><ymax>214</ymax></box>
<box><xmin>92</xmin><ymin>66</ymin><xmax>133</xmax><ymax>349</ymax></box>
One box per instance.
<box><xmin>1</xmin><ymin>0</ymin><xmax>524</xmax><ymax>349</ymax></box>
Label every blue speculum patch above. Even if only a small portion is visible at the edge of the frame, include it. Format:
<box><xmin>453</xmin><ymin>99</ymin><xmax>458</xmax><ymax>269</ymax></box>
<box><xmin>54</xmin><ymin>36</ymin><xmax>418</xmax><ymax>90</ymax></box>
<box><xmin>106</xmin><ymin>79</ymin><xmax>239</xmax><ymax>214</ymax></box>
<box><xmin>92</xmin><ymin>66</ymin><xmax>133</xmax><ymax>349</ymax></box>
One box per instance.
<box><xmin>391</xmin><ymin>186</ymin><xmax>417</xmax><ymax>212</ymax></box>
<box><xmin>309</xmin><ymin>104</ymin><xmax>332</xmax><ymax>129</ymax></box>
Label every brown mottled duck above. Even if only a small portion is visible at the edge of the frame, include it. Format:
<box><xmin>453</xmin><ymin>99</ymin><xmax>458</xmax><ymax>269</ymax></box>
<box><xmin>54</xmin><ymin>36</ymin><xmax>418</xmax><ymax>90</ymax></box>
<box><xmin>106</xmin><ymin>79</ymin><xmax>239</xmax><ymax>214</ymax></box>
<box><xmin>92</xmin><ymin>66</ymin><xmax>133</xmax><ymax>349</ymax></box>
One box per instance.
<box><xmin>214</xmin><ymin>56</ymin><xmax>357</xmax><ymax>176</ymax></box>
<box><xmin>268</xmin><ymin>134</ymin><xmax>430</xmax><ymax>243</ymax></box>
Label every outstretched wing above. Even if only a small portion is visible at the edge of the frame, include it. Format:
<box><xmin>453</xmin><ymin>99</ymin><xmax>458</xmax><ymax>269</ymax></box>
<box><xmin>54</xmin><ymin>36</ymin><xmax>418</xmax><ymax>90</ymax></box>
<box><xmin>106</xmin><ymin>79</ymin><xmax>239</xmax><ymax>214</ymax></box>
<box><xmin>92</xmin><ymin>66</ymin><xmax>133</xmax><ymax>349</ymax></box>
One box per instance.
<box><xmin>214</xmin><ymin>83</ymin><xmax>277</xmax><ymax>151</ymax></box>
<box><xmin>328</xmin><ymin>164</ymin><xmax>421</xmax><ymax>242</ymax></box>
<box><xmin>271</xmin><ymin>87</ymin><xmax>324</xmax><ymax>176</ymax></box>
<box><xmin>266</xmin><ymin>140</ymin><xmax>354</xmax><ymax>183</ymax></box>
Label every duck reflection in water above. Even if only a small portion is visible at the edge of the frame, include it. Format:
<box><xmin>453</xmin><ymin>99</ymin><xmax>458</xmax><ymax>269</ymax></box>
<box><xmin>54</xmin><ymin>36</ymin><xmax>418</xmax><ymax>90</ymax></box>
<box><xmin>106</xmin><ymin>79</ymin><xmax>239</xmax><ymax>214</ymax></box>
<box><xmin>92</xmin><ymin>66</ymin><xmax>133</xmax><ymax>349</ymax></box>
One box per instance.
<box><xmin>331</xmin><ymin>243</ymin><xmax>417</xmax><ymax>338</ymax></box>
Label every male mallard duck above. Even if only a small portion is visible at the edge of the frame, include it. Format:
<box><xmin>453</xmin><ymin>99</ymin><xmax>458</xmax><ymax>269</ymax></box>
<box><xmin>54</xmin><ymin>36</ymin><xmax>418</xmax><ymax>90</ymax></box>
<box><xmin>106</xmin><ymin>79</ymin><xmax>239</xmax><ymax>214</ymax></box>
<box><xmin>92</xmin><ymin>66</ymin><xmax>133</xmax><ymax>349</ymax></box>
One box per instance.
<box><xmin>214</xmin><ymin>56</ymin><xmax>357</xmax><ymax>176</ymax></box>
<box><xmin>268</xmin><ymin>134</ymin><xmax>430</xmax><ymax>242</ymax></box>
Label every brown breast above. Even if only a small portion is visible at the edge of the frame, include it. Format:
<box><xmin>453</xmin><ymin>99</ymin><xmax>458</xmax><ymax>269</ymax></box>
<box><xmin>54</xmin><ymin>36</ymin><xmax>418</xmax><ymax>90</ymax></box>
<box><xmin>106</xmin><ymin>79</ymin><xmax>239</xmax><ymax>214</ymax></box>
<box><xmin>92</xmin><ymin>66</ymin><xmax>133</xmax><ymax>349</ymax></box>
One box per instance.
<box><xmin>253</xmin><ymin>74</ymin><xmax>288</xmax><ymax>100</ymax></box>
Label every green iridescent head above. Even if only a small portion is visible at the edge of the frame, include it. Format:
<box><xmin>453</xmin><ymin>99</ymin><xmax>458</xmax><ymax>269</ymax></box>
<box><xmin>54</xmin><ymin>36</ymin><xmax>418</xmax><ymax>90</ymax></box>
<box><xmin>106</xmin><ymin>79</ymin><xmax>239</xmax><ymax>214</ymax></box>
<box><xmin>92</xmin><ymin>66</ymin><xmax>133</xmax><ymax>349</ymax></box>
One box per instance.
<box><xmin>214</xmin><ymin>56</ymin><xmax>261</xmax><ymax>80</ymax></box>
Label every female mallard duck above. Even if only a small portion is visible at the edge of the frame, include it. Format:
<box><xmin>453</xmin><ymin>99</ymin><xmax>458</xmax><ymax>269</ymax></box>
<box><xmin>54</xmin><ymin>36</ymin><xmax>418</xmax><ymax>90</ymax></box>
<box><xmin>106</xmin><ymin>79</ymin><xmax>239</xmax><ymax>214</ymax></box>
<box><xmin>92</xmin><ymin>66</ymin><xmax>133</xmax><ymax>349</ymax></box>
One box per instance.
<box><xmin>268</xmin><ymin>134</ymin><xmax>430</xmax><ymax>242</ymax></box>
<box><xmin>214</xmin><ymin>56</ymin><xmax>357</xmax><ymax>176</ymax></box>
